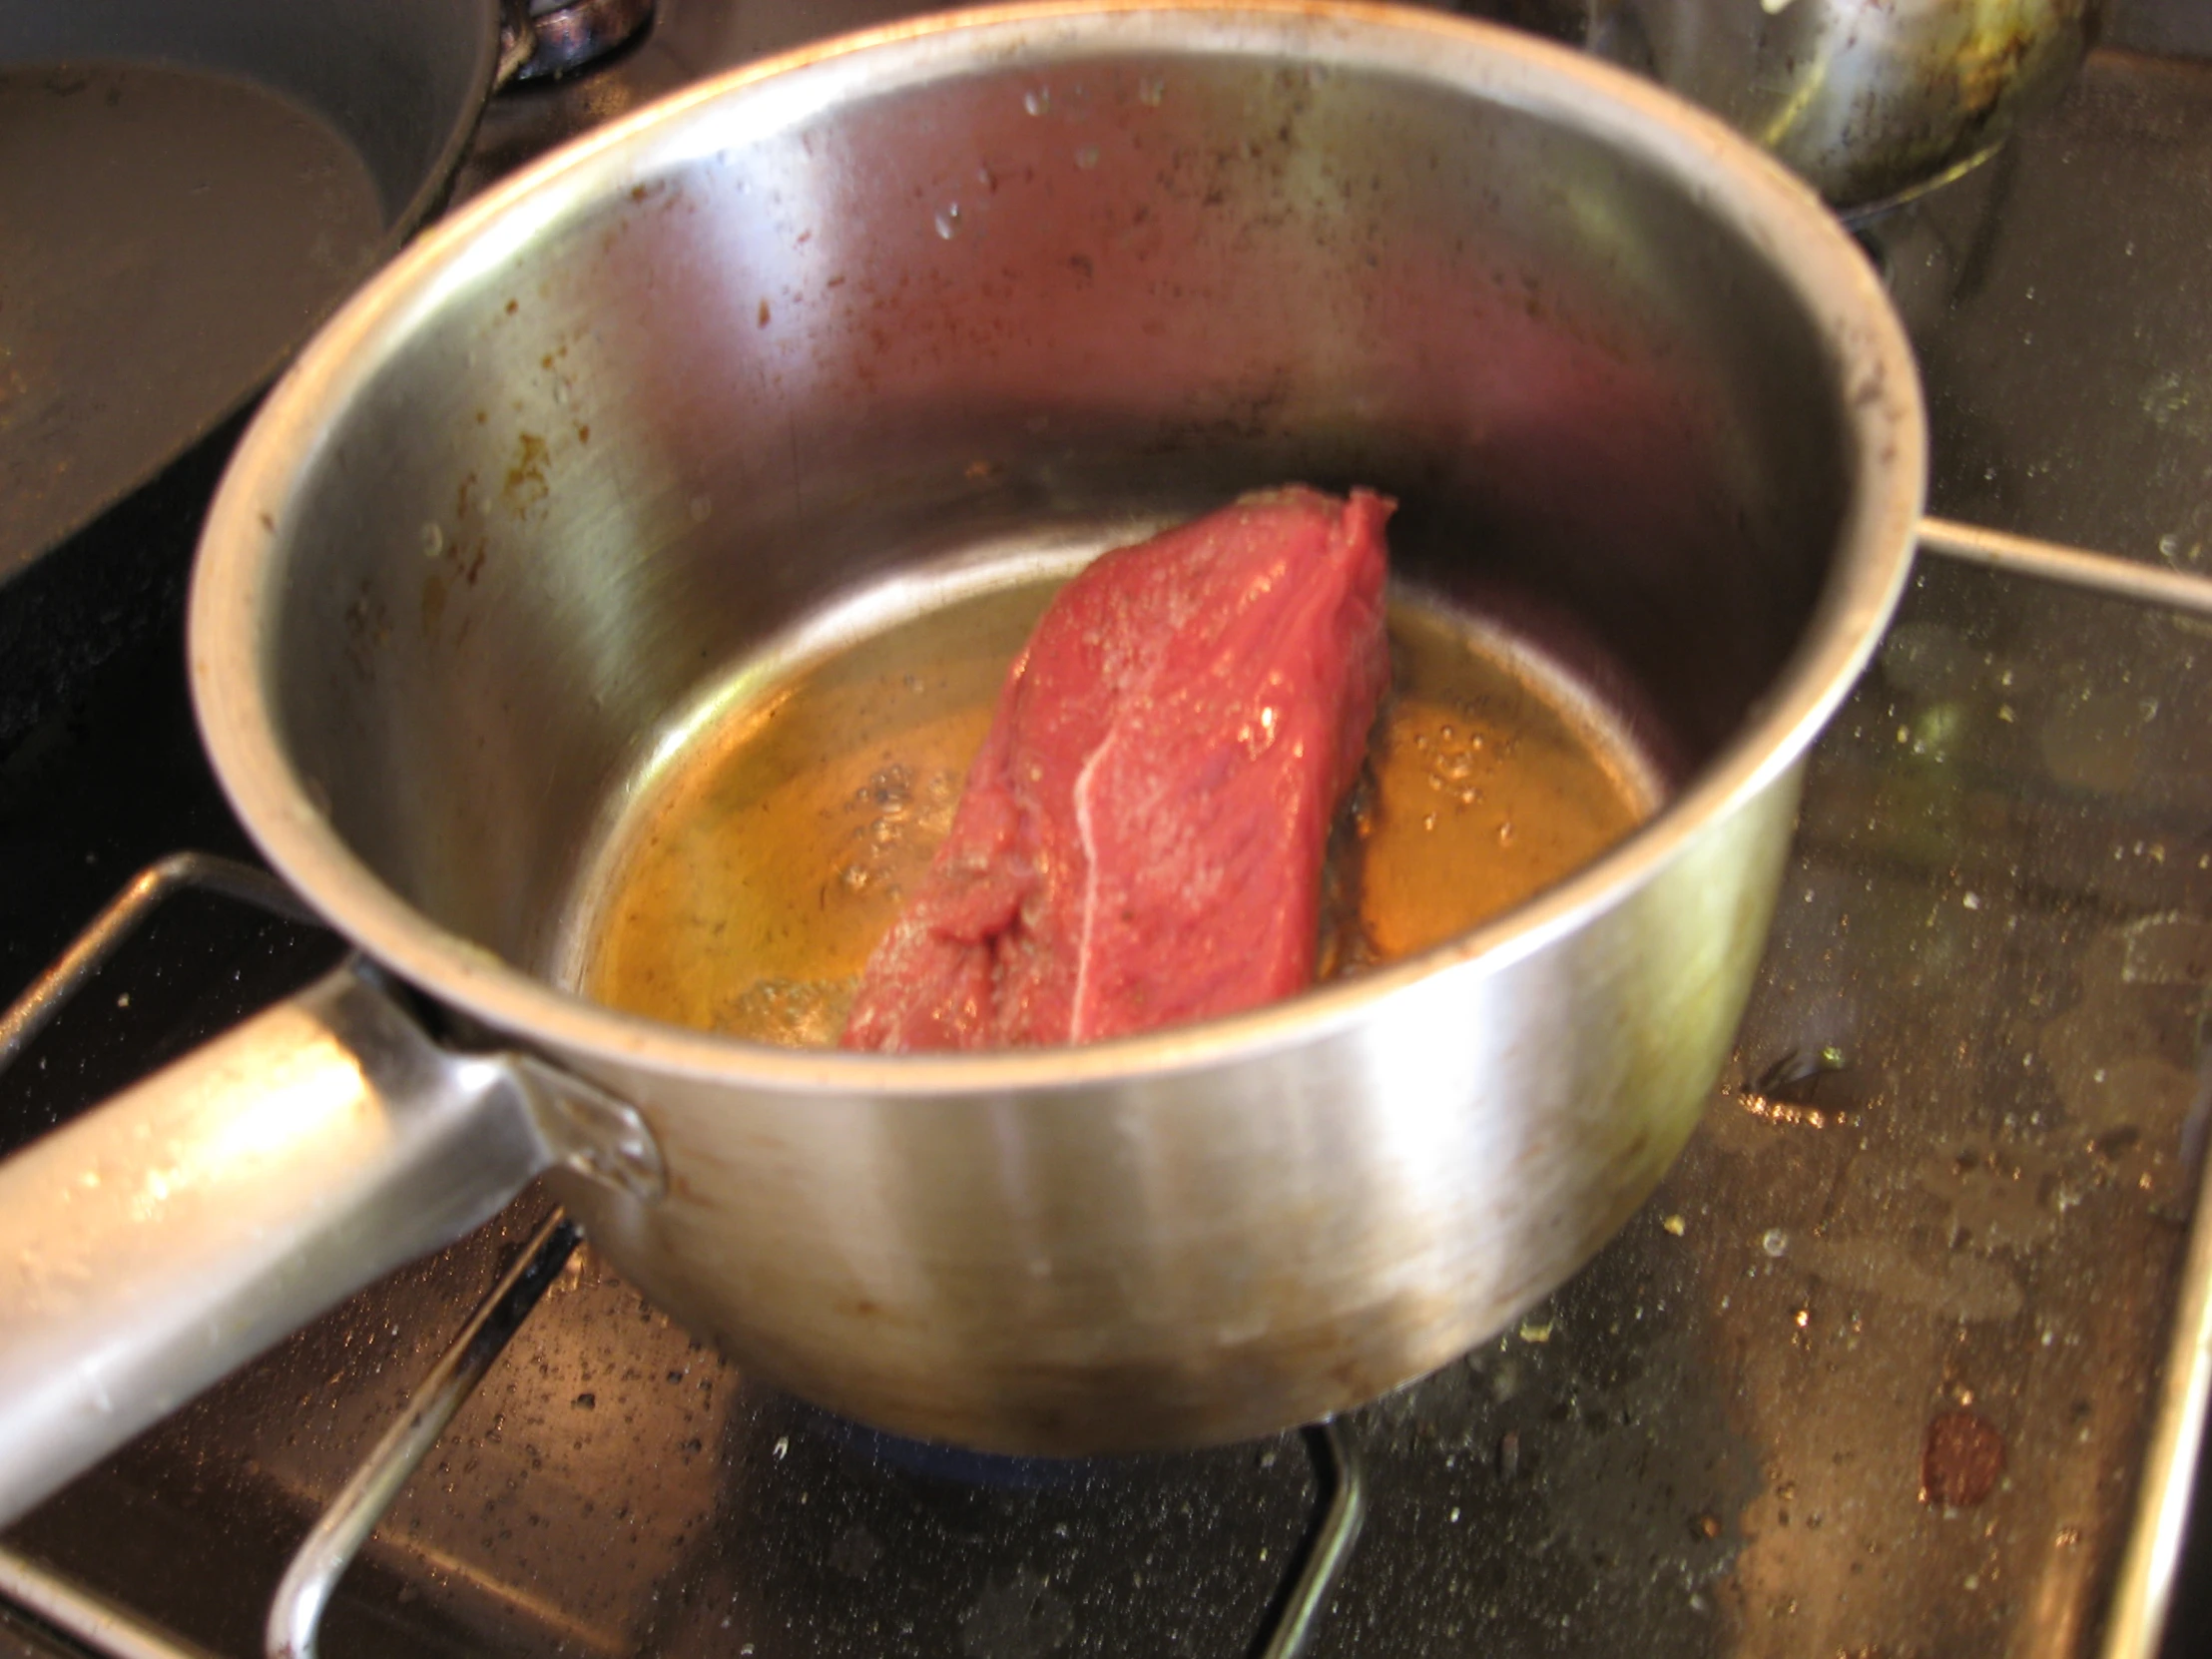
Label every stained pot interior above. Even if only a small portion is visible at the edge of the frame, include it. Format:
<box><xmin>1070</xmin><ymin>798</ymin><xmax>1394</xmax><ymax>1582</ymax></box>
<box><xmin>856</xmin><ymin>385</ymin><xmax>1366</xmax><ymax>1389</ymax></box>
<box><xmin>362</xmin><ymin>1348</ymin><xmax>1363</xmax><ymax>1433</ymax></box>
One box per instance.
<box><xmin>262</xmin><ymin>31</ymin><xmax>1855</xmax><ymax>987</ymax></box>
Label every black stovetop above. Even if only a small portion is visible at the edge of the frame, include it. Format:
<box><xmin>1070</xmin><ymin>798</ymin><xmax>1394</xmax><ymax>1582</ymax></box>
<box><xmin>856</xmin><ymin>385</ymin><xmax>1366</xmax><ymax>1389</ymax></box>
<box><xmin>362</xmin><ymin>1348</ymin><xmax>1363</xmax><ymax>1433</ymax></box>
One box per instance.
<box><xmin>8</xmin><ymin>6</ymin><xmax>2212</xmax><ymax>1658</ymax></box>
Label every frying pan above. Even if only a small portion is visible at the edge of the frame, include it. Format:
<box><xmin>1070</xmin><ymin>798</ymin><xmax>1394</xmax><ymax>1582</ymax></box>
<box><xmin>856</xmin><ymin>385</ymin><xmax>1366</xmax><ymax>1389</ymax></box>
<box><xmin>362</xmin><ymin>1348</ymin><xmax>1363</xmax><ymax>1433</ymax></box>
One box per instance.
<box><xmin>0</xmin><ymin>3</ymin><xmax>1926</xmax><ymax>1527</ymax></box>
<box><xmin>0</xmin><ymin>0</ymin><xmax>506</xmax><ymax>748</ymax></box>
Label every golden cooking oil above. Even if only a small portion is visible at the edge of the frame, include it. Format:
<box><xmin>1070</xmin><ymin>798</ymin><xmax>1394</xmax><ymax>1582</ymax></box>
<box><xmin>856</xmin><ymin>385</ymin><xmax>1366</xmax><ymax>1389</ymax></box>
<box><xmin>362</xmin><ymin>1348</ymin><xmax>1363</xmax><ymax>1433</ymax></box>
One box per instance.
<box><xmin>582</xmin><ymin>577</ymin><xmax>1659</xmax><ymax>1045</ymax></box>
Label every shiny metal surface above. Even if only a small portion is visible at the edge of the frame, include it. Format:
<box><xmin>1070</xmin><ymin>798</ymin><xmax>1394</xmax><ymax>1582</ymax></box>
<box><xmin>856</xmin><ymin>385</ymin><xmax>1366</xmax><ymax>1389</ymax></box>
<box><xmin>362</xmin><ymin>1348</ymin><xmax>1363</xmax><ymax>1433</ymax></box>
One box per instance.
<box><xmin>1581</xmin><ymin>0</ymin><xmax>2104</xmax><ymax>213</ymax></box>
<box><xmin>0</xmin><ymin>1549</ymin><xmax>216</xmax><ymax>1659</ymax></box>
<box><xmin>1258</xmin><ymin>1423</ymin><xmax>1368</xmax><ymax>1659</ymax></box>
<box><xmin>1920</xmin><ymin>514</ymin><xmax>2212</xmax><ymax>619</ymax></box>
<box><xmin>184</xmin><ymin>2</ymin><xmax>1923</xmax><ymax>1454</ymax></box>
<box><xmin>0</xmin><ymin>953</ymin><xmax>659</xmax><ymax>1531</ymax></box>
<box><xmin>511</xmin><ymin>0</ymin><xmax>658</xmax><ymax>81</ymax></box>
<box><xmin>2100</xmin><ymin>1147</ymin><xmax>2212</xmax><ymax>1659</ymax></box>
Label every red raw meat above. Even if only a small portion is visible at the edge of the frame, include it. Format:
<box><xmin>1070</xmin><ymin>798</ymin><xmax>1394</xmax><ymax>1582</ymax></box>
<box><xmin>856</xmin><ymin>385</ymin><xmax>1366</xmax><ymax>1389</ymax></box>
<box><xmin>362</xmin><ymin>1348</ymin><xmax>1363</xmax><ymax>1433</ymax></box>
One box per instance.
<box><xmin>841</xmin><ymin>486</ymin><xmax>1392</xmax><ymax>1051</ymax></box>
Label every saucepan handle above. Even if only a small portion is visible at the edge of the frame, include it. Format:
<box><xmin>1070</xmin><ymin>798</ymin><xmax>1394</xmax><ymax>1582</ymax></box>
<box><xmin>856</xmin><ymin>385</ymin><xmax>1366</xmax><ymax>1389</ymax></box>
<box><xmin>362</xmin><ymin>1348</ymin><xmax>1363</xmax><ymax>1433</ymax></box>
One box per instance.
<box><xmin>0</xmin><ymin>956</ymin><xmax>663</xmax><ymax>1532</ymax></box>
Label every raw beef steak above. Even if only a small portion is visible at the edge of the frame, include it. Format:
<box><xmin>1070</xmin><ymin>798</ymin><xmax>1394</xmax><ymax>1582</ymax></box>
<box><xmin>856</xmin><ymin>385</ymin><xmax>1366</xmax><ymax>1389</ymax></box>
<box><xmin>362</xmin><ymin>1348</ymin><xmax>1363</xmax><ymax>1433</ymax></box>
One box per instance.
<box><xmin>841</xmin><ymin>486</ymin><xmax>1392</xmax><ymax>1051</ymax></box>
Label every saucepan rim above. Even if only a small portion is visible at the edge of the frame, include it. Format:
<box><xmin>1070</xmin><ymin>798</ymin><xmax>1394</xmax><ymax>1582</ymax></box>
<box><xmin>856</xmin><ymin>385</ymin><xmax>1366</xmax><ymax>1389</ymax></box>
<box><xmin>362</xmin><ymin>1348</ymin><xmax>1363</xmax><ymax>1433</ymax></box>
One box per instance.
<box><xmin>189</xmin><ymin>0</ymin><xmax>1926</xmax><ymax>1094</ymax></box>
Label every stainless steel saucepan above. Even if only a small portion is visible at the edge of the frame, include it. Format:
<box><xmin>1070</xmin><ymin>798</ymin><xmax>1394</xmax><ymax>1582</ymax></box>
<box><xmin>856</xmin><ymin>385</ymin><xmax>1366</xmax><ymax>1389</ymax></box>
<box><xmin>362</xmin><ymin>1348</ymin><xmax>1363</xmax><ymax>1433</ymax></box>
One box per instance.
<box><xmin>0</xmin><ymin>2</ymin><xmax>1926</xmax><ymax>1527</ymax></box>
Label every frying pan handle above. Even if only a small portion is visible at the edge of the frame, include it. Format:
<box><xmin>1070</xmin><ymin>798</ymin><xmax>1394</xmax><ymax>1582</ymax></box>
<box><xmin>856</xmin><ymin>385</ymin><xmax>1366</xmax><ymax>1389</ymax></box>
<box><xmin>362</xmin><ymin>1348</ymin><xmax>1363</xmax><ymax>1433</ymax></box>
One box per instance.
<box><xmin>0</xmin><ymin>958</ymin><xmax>662</xmax><ymax>1532</ymax></box>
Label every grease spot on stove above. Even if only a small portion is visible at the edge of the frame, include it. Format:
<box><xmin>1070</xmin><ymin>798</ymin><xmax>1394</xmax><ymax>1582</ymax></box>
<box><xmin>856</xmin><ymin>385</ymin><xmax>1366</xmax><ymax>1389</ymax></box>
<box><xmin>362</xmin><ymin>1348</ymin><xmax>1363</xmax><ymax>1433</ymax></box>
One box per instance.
<box><xmin>1922</xmin><ymin>1407</ymin><xmax>2005</xmax><ymax>1507</ymax></box>
<box><xmin>830</xmin><ymin>1521</ymin><xmax>881</xmax><ymax>1580</ymax></box>
<box><xmin>960</xmin><ymin>1565</ymin><xmax>1072</xmax><ymax>1658</ymax></box>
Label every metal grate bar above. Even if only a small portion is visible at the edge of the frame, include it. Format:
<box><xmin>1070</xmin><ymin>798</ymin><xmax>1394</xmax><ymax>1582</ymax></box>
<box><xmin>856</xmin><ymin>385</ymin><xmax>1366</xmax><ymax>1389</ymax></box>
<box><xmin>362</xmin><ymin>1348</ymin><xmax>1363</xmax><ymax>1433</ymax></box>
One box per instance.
<box><xmin>0</xmin><ymin>852</ymin><xmax>314</xmax><ymax>1072</ymax></box>
<box><xmin>0</xmin><ymin>1548</ymin><xmax>219</xmax><ymax>1659</ymax></box>
<box><xmin>1257</xmin><ymin>1419</ymin><xmax>1368</xmax><ymax>1659</ymax></box>
<box><xmin>264</xmin><ymin>1211</ymin><xmax>581</xmax><ymax>1659</ymax></box>
<box><xmin>1919</xmin><ymin>516</ymin><xmax>2212</xmax><ymax>619</ymax></box>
